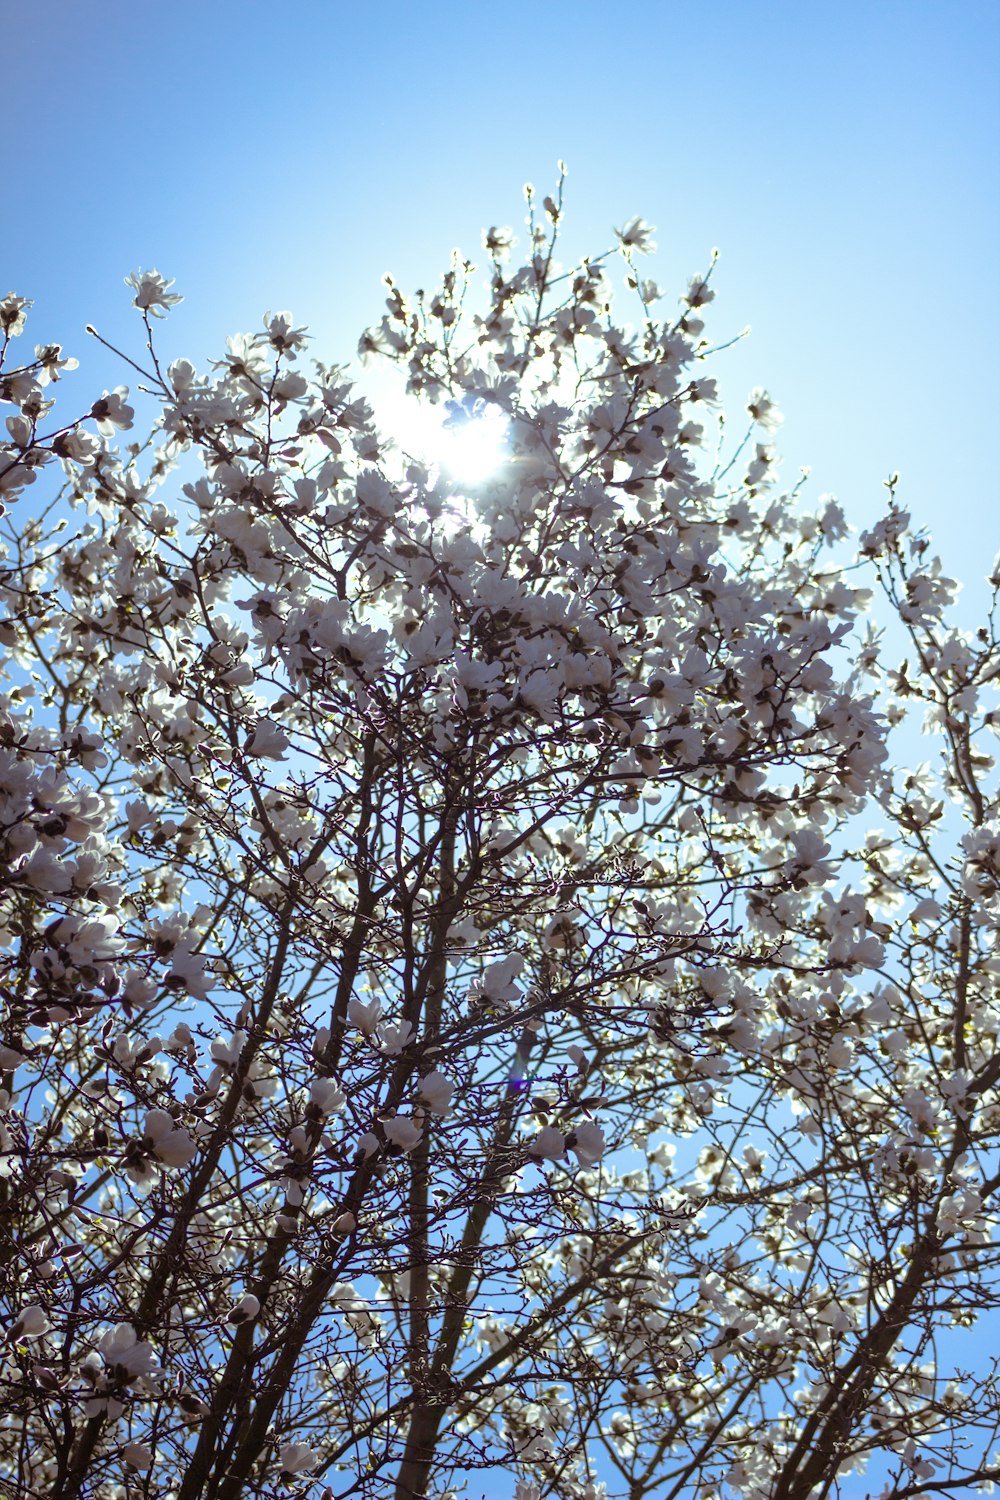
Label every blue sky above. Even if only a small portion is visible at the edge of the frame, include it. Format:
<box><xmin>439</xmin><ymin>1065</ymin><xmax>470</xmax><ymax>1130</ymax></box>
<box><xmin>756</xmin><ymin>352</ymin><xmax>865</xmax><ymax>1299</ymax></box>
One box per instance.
<box><xmin>11</xmin><ymin>0</ymin><xmax>999</xmax><ymax>618</ymax></box>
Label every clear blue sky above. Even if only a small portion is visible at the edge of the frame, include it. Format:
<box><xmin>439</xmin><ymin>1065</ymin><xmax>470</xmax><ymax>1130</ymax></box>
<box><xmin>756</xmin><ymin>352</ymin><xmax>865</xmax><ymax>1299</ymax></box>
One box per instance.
<box><xmin>12</xmin><ymin>0</ymin><xmax>998</xmax><ymax>617</ymax></box>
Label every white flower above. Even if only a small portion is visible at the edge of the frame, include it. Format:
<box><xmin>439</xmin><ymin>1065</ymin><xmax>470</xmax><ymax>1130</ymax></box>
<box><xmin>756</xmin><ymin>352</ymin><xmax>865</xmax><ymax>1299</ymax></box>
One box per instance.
<box><xmin>90</xmin><ymin>386</ymin><xmax>134</xmax><ymax>436</ymax></box>
<box><xmin>615</xmin><ymin>216</ymin><xmax>656</xmax><ymax>254</ymax></box>
<box><xmin>310</xmin><ymin>1077</ymin><xmax>346</xmax><ymax>1115</ymax></box>
<box><xmin>483</xmin><ymin>225</ymin><xmax>517</xmax><ymax>260</ymax></box>
<box><xmin>279</xmin><ymin>1441</ymin><xmax>319</xmax><ymax>1474</ymax></box>
<box><xmin>6</xmin><ymin>413</ymin><xmax>32</xmax><ymax>446</ymax></box>
<box><xmin>384</xmin><ymin>1115</ymin><xmax>422</xmax><ymax>1152</ymax></box>
<box><xmin>123</xmin><ymin>1442</ymin><xmax>153</xmax><ymax>1469</ymax></box>
<box><xmin>938</xmin><ymin>1188</ymin><xmax>983</xmax><ymax>1233</ymax></box>
<box><xmin>568</xmin><ymin>1121</ymin><xmax>605</xmax><ymax>1167</ymax></box>
<box><xmin>227</xmin><ymin>1293</ymin><xmax>260</xmax><ymax>1325</ymax></box>
<box><xmin>826</xmin><ymin>1033</ymin><xmax>855</xmax><ymax>1070</ymax></box>
<box><xmin>63</xmin><ymin>729</ymin><xmax>107</xmax><ymax>771</ymax></box>
<box><xmin>687</xmin><ymin>377</ymin><xmax>719</xmax><ymax>407</ymax></box>
<box><xmin>97</xmin><ymin>1324</ymin><xmax>159</xmax><ymax>1380</ymax></box>
<box><xmin>0</xmin><ymin>294</ymin><xmax>31</xmax><ymax>336</ymax></box>
<box><xmin>348</xmin><ymin>997</ymin><xmax>381</xmax><ymax>1036</ymax></box>
<box><xmin>169</xmin><ymin>357</ymin><xmax>198</xmax><ymax>392</ymax></box>
<box><xmin>899</xmin><ymin>1438</ymin><xmax>936</xmax><ymax>1482</ymax></box>
<box><xmin>378</xmin><ymin>1019</ymin><xmax>415</xmax><ymax>1054</ymax></box>
<box><xmin>211</xmin><ymin>1029</ymin><xmax>247</xmax><ymax>1067</ymax></box>
<box><xmin>124</xmin><ymin>269</ymin><xmax>182</xmax><ymax>316</ymax></box>
<box><xmin>264</xmin><ymin>310</ymin><xmax>308</xmax><ymax>355</ymax></box>
<box><xmin>481</xmin><ymin>954</ymin><xmax>524</xmax><ymax>1004</ymax></box>
<box><xmin>245</xmin><ymin>718</ymin><xmax>289</xmax><ymax>760</ymax></box>
<box><xmin>785</xmin><ymin>828</ymin><xmax>834</xmax><ymax>887</ymax></box>
<box><xmin>684</xmin><ymin>274</ymin><xmax>715</xmax><ymax>308</ymax></box>
<box><xmin>143</xmin><ymin>1108</ymin><xmax>197</xmax><ymax>1168</ymax></box>
<box><xmin>167</xmin><ymin>945</ymin><xmax>212</xmax><ymax>1001</ymax></box>
<box><xmin>0</xmin><ymin>457</ymin><xmax>37</xmax><ymax>498</ymax></box>
<box><xmin>531</xmin><ymin>1126</ymin><xmax>565</xmax><ymax>1160</ymax></box>
<box><xmin>10</xmin><ymin>1305</ymin><xmax>50</xmax><ymax>1340</ymax></box>
<box><xmin>273</xmin><ymin>370</ymin><xmax>308</xmax><ymax>403</ymax></box>
<box><xmin>418</xmin><ymin>1070</ymin><xmax>454</xmax><ymax>1116</ymax></box>
<box><xmin>903</xmin><ymin>1087</ymin><xmax>940</xmax><ymax>1134</ymax></box>
<box><xmin>746</xmin><ymin>386</ymin><xmax>783</xmax><ymax>434</ymax></box>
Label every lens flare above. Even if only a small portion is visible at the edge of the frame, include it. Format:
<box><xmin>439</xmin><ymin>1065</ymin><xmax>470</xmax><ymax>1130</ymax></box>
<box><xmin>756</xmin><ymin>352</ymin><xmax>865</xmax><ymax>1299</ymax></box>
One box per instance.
<box><xmin>372</xmin><ymin>381</ymin><xmax>508</xmax><ymax>488</ymax></box>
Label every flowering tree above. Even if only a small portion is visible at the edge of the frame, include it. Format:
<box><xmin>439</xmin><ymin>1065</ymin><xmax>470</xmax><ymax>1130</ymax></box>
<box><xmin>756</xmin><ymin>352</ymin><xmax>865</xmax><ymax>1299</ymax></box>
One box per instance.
<box><xmin>1</xmin><ymin>175</ymin><xmax>998</xmax><ymax>1500</ymax></box>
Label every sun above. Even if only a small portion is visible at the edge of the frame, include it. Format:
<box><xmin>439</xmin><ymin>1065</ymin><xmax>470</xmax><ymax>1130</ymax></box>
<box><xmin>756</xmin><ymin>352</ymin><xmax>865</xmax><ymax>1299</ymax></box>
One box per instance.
<box><xmin>369</xmin><ymin>375</ymin><xmax>509</xmax><ymax>489</ymax></box>
<box><xmin>437</xmin><ymin>397</ymin><xmax>509</xmax><ymax>485</ymax></box>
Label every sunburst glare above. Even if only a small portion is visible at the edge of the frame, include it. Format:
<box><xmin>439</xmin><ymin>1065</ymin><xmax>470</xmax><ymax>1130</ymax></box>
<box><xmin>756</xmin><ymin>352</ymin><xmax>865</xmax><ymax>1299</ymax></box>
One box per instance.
<box><xmin>438</xmin><ymin>396</ymin><xmax>509</xmax><ymax>484</ymax></box>
<box><xmin>371</xmin><ymin>380</ymin><xmax>509</xmax><ymax>490</ymax></box>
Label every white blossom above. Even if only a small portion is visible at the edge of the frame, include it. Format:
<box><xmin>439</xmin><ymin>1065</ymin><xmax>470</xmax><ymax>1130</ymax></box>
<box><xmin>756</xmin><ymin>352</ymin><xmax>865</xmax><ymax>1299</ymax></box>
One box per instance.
<box><xmin>310</xmin><ymin>1077</ymin><xmax>346</xmax><ymax>1114</ymax></box>
<box><xmin>378</xmin><ymin>1019</ymin><xmax>415</xmax><ymax>1054</ymax></box>
<box><xmin>124</xmin><ymin>269</ymin><xmax>182</xmax><ymax>316</ymax></box>
<box><xmin>568</xmin><ymin>1122</ymin><xmax>605</xmax><ymax>1167</ymax></box>
<box><xmin>143</xmin><ymin>1108</ymin><xmax>197</xmax><ymax>1169</ymax></box>
<box><xmin>245</xmin><ymin>717</ymin><xmax>289</xmax><ymax>760</ymax></box>
<box><xmin>531</xmin><ymin>1126</ymin><xmax>565</xmax><ymax>1160</ymax></box>
<box><xmin>615</xmin><ymin>216</ymin><xmax>656</xmax><ymax>254</ymax></box>
<box><xmin>418</xmin><ymin>1069</ymin><xmax>454</xmax><ymax>1115</ymax></box>
<box><xmin>227</xmin><ymin>1293</ymin><xmax>261</xmax><ymax>1324</ymax></box>
<box><xmin>383</xmin><ymin>1115</ymin><xmax>422</xmax><ymax>1152</ymax></box>
<box><xmin>97</xmin><ymin>1324</ymin><xmax>159</xmax><ymax>1380</ymax></box>
<box><xmin>9</xmin><ymin>1305</ymin><xmax>50</xmax><ymax>1340</ymax></box>
<box><xmin>123</xmin><ymin>1442</ymin><xmax>154</xmax><ymax>1469</ymax></box>
<box><xmin>89</xmin><ymin>386</ymin><xmax>134</xmax><ymax>436</ymax></box>
<box><xmin>278</xmin><ymin>1441</ymin><xmax>318</xmax><ymax>1474</ymax></box>
<box><xmin>348</xmin><ymin>996</ymin><xmax>381</xmax><ymax>1035</ymax></box>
